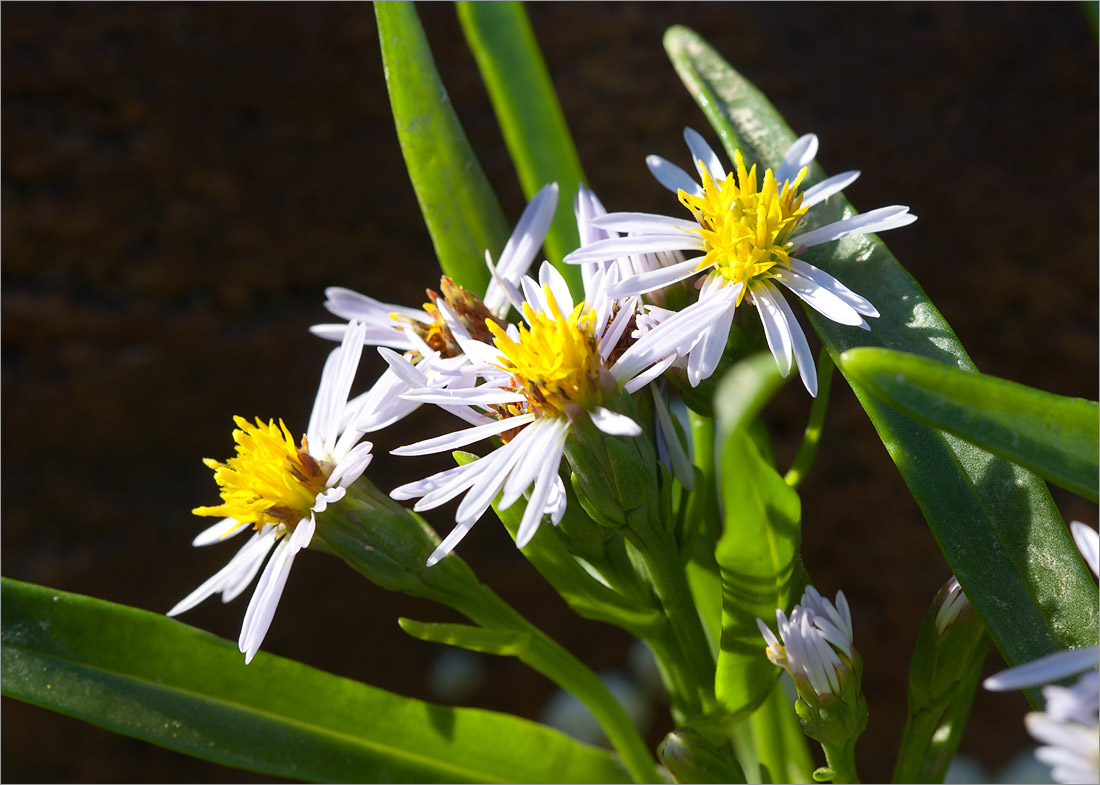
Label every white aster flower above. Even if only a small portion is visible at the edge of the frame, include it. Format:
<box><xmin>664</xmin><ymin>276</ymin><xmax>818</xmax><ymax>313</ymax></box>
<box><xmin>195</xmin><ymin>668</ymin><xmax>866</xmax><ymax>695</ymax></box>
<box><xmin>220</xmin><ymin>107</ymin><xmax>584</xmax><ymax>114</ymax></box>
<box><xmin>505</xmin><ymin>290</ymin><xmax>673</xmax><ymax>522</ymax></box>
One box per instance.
<box><xmin>565</xmin><ymin>128</ymin><xmax>916</xmax><ymax>395</ymax></box>
<box><xmin>756</xmin><ymin>586</ymin><xmax>856</xmax><ymax>697</ymax></box>
<box><xmin>389</xmin><ymin>260</ymin><xmax>676</xmax><ymax>566</ymax></box>
<box><xmin>983</xmin><ymin>522</ymin><xmax>1099</xmax><ymax>784</ymax></box>
<box><xmin>168</xmin><ymin>321</ymin><xmax>375</xmax><ymax>663</ymax></box>
<box><xmin>308</xmin><ymin>184</ymin><xmax>558</xmax><ymax>435</ymax></box>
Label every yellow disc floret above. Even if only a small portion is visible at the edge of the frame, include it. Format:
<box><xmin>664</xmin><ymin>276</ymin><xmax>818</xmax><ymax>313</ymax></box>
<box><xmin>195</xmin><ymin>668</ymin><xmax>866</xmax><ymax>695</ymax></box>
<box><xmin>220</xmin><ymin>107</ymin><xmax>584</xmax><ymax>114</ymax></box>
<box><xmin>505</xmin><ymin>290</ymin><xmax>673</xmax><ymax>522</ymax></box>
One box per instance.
<box><xmin>193</xmin><ymin>416</ymin><xmax>329</xmax><ymax>533</ymax></box>
<box><xmin>487</xmin><ymin>292</ymin><xmax>602</xmax><ymax>417</ymax></box>
<box><xmin>679</xmin><ymin>150</ymin><xmax>809</xmax><ymax>305</ymax></box>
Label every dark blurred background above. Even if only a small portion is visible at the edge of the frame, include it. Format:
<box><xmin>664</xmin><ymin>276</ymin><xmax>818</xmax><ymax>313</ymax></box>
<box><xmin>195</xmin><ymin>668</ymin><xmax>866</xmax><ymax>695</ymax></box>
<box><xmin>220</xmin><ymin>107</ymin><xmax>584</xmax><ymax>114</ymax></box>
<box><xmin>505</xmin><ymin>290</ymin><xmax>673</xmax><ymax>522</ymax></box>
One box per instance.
<box><xmin>3</xmin><ymin>3</ymin><xmax>1096</xmax><ymax>783</ymax></box>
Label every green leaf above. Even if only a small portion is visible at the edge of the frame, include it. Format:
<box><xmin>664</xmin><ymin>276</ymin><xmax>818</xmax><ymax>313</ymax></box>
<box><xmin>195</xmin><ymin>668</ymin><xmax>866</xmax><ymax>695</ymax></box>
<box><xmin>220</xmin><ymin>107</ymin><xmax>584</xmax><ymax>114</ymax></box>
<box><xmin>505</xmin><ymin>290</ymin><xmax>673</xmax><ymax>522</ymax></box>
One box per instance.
<box><xmin>1</xmin><ymin>578</ymin><xmax>630</xmax><ymax>784</ymax></box>
<box><xmin>712</xmin><ymin>356</ymin><xmax>808</xmax><ymax>720</ymax></box>
<box><xmin>399</xmin><ymin>618</ymin><xmax>531</xmax><ymax>657</ymax></box>
<box><xmin>839</xmin><ymin>347</ymin><xmax>1100</xmax><ymax>502</ymax></box>
<box><xmin>663</xmin><ymin>25</ymin><xmax>1099</xmax><ymax>670</ymax></box>
<box><xmin>376</xmin><ymin>1</ymin><xmax>509</xmax><ymax>292</ymax></box>
<box><xmin>456</xmin><ymin>1</ymin><xmax>585</xmax><ymax>294</ymax></box>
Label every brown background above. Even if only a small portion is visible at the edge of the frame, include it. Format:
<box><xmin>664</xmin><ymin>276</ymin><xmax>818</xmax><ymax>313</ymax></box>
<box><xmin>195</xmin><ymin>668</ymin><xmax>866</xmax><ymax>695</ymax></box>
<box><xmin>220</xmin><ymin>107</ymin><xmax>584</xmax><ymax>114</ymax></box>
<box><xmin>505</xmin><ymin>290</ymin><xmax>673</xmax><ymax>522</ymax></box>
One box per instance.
<box><xmin>3</xmin><ymin>3</ymin><xmax>1097</xmax><ymax>783</ymax></box>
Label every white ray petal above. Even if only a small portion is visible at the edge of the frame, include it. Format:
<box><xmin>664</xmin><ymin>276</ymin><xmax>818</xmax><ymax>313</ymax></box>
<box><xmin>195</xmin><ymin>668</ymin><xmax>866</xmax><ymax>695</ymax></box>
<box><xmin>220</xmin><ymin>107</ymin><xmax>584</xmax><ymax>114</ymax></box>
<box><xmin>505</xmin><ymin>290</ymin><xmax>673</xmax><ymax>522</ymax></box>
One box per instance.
<box><xmin>239</xmin><ymin>537</ymin><xmax>299</xmax><ymax>664</ymax></box>
<box><xmin>392</xmin><ymin>413</ymin><xmax>535</xmax><ymax>456</ymax></box>
<box><xmin>750</xmin><ymin>283</ymin><xmax>794</xmax><ymax>378</ymax></box>
<box><xmin>776</xmin><ymin>133</ymin><xmax>819</xmax><ymax>184</ymax></box>
<box><xmin>500</xmin><ymin>420</ymin><xmax>559</xmax><ymax>509</ymax></box>
<box><xmin>426</xmin><ymin>518</ymin><xmax>479</xmax><ymax>567</ymax></box>
<box><xmin>167</xmin><ymin>528</ymin><xmax>277</xmax><ymax>616</ymax></box>
<box><xmin>984</xmin><ymin>646</ymin><xmax>1100</xmax><ymax>691</ymax></box>
<box><xmin>326</xmin><ymin>441</ymin><xmax>374</xmax><ymax>488</ymax></box>
<box><xmin>646</xmin><ymin>155</ymin><xmax>703</xmax><ymax>196</ymax></box>
<box><xmin>794</xmin><ymin>206</ymin><xmax>915</xmax><ymax>248</ymax></box>
<box><xmin>801</xmin><ymin>170</ymin><xmax>860</xmax><ymax>209</ymax></box>
<box><xmin>789</xmin><ymin>258</ymin><xmax>879</xmax><ymax>317</ymax></box>
<box><xmin>687</xmin><ymin>295</ymin><xmax>736</xmax><ymax>387</ymax></box>
<box><xmin>590</xmin><ymin>407</ymin><xmax>642</xmax><ymax>437</ymax></box>
<box><xmin>565</xmin><ymin>234</ymin><xmax>702</xmax><ymax>266</ymax></box>
<box><xmin>539</xmin><ymin>261</ymin><xmax>574</xmax><ymax>314</ymax></box>
<box><xmin>773</xmin><ymin>269</ymin><xmax>866</xmax><ymax>327</ymax></box>
<box><xmin>493</xmin><ymin>183</ymin><xmax>559</xmax><ymax>286</ymax></box>
<box><xmin>624</xmin><ymin>354</ymin><xmax>677</xmax><ymax>395</ymax></box>
<box><xmin>1070</xmin><ymin>521</ymin><xmax>1099</xmax><ymax>577</ymax></box>
<box><xmin>764</xmin><ymin>281</ymin><xmax>819</xmax><ymax>396</ymax></box>
<box><xmin>322</xmin><ymin>286</ymin><xmax>428</xmax><ymax>325</ymax></box>
<box><xmin>608</xmin><ymin>257</ymin><xmax>706</xmax><ymax>298</ymax></box>
<box><xmin>309</xmin><ymin>323</ymin><xmax>417</xmax><ymax>350</ymax></box>
<box><xmin>684</xmin><ymin>127</ymin><xmax>726</xmax><ymax>181</ymax></box>
<box><xmin>515</xmin><ymin>423</ymin><xmax>569</xmax><ymax>547</ymax></box>
<box><xmin>590</xmin><ymin>212</ymin><xmax>700</xmax><ymax>235</ymax></box>
<box><xmin>400</xmin><ymin>387</ymin><xmax>527</xmax><ymax>406</ymax></box>
<box><xmin>308</xmin><ymin>320</ymin><xmax>366</xmax><ymax>452</ymax></box>
<box><xmin>192</xmin><ymin>517</ymin><xmax>247</xmax><ymax>547</ymax></box>
<box><xmin>454</xmin><ymin>434</ymin><xmax>530</xmax><ymax>526</ymax></box>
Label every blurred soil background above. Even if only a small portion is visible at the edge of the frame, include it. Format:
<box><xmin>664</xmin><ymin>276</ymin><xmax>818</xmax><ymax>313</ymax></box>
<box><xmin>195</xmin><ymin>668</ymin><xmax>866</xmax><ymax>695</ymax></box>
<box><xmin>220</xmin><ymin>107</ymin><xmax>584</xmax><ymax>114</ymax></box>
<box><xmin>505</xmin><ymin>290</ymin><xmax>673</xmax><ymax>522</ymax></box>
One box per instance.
<box><xmin>2</xmin><ymin>3</ymin><xmax>1096</xmax><ymax>783</ymax></box>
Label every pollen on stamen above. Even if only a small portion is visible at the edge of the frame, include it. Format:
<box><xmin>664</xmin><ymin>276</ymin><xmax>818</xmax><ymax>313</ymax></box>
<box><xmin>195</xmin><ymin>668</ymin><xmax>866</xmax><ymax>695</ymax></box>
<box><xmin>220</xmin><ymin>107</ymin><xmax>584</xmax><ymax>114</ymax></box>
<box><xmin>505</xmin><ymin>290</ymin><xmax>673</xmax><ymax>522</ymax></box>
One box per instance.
<box><xmin>487</xmin><ymin>292</ymin><xmax>603</xmax><ymax>418</ymax></box>
<box><xmin>678</xmin><ymin>152</ymin><xmax>810</xmax><ymax>298</ymax></box>
<box><xmin>192</xmin><ymin>416</ymin><xmax>330</xmax><ymax>532</ymax></box>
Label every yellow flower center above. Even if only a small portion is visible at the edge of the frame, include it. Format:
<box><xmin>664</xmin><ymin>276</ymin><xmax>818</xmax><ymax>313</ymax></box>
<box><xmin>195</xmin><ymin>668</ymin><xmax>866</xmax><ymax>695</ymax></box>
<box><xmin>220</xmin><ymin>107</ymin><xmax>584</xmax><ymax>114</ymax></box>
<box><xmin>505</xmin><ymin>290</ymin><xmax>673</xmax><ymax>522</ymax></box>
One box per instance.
<box><xmin>193</xmin><ymin>416</ymin><xmax>330</xmax><ymax>533</ymax></box>
<box><xmin>679</xmin><ymin>150</ymin><xmax>809</xmax><ymax>305</ymax></box>
<box><xmin>487</xmin><ymin>293</ymin><xmax>602</xmax><ymax>417</ymax></box>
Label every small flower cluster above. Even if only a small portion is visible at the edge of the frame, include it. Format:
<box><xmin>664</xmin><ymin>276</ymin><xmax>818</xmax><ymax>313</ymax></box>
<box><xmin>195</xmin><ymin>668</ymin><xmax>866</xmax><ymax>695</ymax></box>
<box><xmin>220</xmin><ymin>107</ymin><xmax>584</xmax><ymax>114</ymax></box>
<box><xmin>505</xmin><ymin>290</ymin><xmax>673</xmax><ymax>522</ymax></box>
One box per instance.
<box><xmin>170</xmin><ymin>131</ymin><xmax>915</xmax><ymax>662</ymax></box>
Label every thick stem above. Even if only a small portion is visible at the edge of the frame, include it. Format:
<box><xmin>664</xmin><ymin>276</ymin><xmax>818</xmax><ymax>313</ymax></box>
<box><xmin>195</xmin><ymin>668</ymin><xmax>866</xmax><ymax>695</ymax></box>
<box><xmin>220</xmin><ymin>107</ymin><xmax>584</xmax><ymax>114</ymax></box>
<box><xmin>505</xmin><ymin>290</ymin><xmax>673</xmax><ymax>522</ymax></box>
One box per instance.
<box><xmin>463</xmin><ymin>586</ymin><xmax>660</xmax><ymax>784</ymax></box>
<box><xmin>821</xmin><ymin>739</ymin><xmax>860</xmax><ymax>785</ymax></box>
<box><xmin>626</xmin><ymin>516</ymin><xmax>717</xmax><ymax>719</ymax></box>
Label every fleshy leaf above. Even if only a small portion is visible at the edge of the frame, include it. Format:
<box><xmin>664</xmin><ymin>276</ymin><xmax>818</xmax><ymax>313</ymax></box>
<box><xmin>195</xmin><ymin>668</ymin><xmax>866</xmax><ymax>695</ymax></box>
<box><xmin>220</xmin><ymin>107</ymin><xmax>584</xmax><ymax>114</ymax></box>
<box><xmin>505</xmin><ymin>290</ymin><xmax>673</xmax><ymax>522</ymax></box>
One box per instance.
<box><xmin>376</xmin><ymin>2</ymin><xmax>509</xmax><ymax>293</ymax></box>
<box><xmin>664</xmin><ymin>25</ymin><xmax>1099</xmax><ymax>671</ymax></box>
<box><xmin>1</xmin><ymin>578</ymin><xmax>630</xmax><ymax>784</ymax></box>
<box><xmin>457</xmin><ymin>1</ymin><xmax>585</xmax><ymax>294</ymax></box>
<box><xmin>840</xmin><ymin>347</ymin><xmax>1099</xmax><ymax>502</ymax></box>
<box><xmin>712</xmin><ymin>355</ymin><xmax>808</xmax><ymax>720</ymax></box>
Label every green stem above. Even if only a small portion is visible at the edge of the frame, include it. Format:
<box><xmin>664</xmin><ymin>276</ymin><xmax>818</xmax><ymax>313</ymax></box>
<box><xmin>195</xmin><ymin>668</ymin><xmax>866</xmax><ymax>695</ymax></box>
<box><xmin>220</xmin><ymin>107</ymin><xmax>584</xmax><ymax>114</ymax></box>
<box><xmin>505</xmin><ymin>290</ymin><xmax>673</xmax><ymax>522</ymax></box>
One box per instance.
<box><xmin>783</xmin><ymin>347</ymin><xmax>834</xmax><ymax>488</ymax></box>
<box><xmin>752</xmin><ymin>679</ymin><xmax>814</xmax><ymax>784</ymax></box>
<box><xmin>626</xmin><ymin>515</ymin><xmax>717</xmax><ymax>719</ymax></box>
<box><xmin>463</xmin><ymin>586</ymin><xmax>660</xmax><ymax>784</ymax></box>
<box><xmin>821</xmin><ymin>740</ymin><xmax>860</xmax><ymax>785</ymax></box>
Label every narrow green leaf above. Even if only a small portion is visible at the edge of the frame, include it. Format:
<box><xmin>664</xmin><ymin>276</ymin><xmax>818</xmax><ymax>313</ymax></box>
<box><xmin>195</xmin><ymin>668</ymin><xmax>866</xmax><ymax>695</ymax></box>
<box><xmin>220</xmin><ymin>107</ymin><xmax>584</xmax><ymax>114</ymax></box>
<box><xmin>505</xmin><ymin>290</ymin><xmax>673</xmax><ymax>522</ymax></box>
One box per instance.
<box><xmin>376</xmin><ymin>1</ymin><xmax>509</xmax><ymax>292</ymax></box>
<box><xmin>456</xmin><ymin>1</ymin><xmax>585</xmax><ymax>293</ymax></box>
<box><xmin>1</xmin><ymin>578</ymin><xmax>630</xmax><ymax>784</ymax></box>
<box><xmin>712</xmin><ymin>357</ymin><xmax>808</xmax><ymax>720</ymax></box>
<box><xmin>664</xmin><ymin>25</ymin><xmax>1099</xmax><ymax>669</ymax></box>
<box><xmin>399</xmin><ymin>618</ymin><xmax>531</xmax><ymax>657</ymax></box>
<box><xmin>839</xmin><ymin>347</ymin><xmax>1100</xmax><ymax>502</ymax></box>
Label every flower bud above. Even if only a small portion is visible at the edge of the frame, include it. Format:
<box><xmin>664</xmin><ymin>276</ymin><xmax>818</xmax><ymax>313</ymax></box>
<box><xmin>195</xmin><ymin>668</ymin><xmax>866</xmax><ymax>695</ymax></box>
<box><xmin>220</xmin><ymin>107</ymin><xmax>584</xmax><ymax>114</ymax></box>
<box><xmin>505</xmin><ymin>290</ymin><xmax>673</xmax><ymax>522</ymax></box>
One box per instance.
<box><xmin>658</xmin><ymin>728</ymin><xmax>746</xmax><ymax>784</ymax></box>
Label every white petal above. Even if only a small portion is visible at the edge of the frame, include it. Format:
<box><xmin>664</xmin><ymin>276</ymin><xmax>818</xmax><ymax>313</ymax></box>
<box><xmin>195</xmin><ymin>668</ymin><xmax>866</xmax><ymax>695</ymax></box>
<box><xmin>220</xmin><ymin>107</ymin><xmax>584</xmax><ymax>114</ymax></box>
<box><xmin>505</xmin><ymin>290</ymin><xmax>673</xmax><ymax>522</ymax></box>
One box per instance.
<box><xmin>167</xmin><ymin>528</ymin><xmax>277</xmax><ymax>616</ymax></box>
<box><xmin>308</xmin><ymin>321</ymin><xmax>366</xmax><ymax>452</ymax></box>
<box><xmin>652</xmin><ymin>385</ymin><xmax>694</xmax><ymax>490</ymax></box>
<box><xmin>392</xmin><ymin>413</ymin><xmax>535</xmax><ymax>456</ymax></box>
<box><xmin>776</xmin><ymin>133</ymin><xmax>818</xmax><ymax>185</ymax></box>
<box><xmin>322</xmin><ymin>286</ymin><xmax>428</xmax><ymax>325</ymax></box>
<box><xmin>794</xmin><ymin>206</ymin><xmax>916</xmax><ymax>248</ymax></box>
<box><xmin>765</xmin><ymin>284</ymin><xmax>819</xmax><ymax>397</ymax></box>
<box><xmin>192</xmin><ymin>517</ymin><xmax>247</xmax><ymax>547</ymax></box>
<box><xmin>327</xmin><ymin>441</ymin><xmax>374</xmax><ymax>488</ymax></box>
<box><xmin>500</xmin><ymin>420</ymin><xmax>560</xmax><ymax>509</ymax></box>
<box><xmin>590</xmin><ymin>407</ymin><xmax>643</xmax><ymax>437</ymax></box>
<box><xmin>309</xmin><ymin>322</ymin><xmax>417</xmax><ymax>350</ymax></box>
<box><xmin>608</xmin><ymin>257</ymin><xmax>706</xmax><ymax>298</ymax></box>
<box><xmin>773</xmin><ymin>269</ymin><xmax>865</xmax><ymax>327</ymax></box>
<box><xmin>687</xmin><ymin>296</ymin><xmax>736</xmax><ymax>387</ymax></box>
<box><xmin>239</xmin><ymin>537</ymin><xmax>299</xmax><ymax>663</ymax></box>
<box><xmin>401</xmin><ymin>387</ymin><xmax>527</xmax><ymax>406</ymax></box>
<box><xmin>683</xmin><ymin>127</ymin><xmax>726</xmax><ymax>181</ymax></box>
<box><xmin>591</xmin><ymin>212</ymin><xmax>700</xmax><ymax>235</ymax></box>
<box><xmin>1070</xmin><ymin>521</ymin><xmax>1099</xmax><ymax>578</ymax></box>
<box><xmin>515</xmin><ymin>424</ymin><xmax>569</xmax><ymax>547</ymax></box>
<box><xmin>752</xmin><ymin>283</ymin><xmax>794</xmax><ymax>378</ymax></box>
<box><xmin>801</xmin><ymin>170</ymin><xmax>860</xmax><ymax>209</ymax></box>
<box><xmin>491</xmin><ymin>183</ymin><xmax>558</xmax><ymax>293</ymax></box>
<box><xmin>789</xmin><ymin>258</ymin><xmax>878</xmax><ymax>317</ymax></box>
<box><xmin>565</xmin><ymin>234</ymin><xmax>703</xmax><ymax>266</ymax></box>
<box><xmin>646</xmin><ymin>155</ymin><xmax>702</xmax><ymax>196</ymax></box>
<box><xmin>426</xmin><ymin>518</ymin><xmax>478</xmax><ymax>567</ymax></box>
<box><xmin>984</xmin><ymin>646</ymin><xmax>1100</xmax><ymax>691</ymax></box>
<box><xmin>624</xmin><ymin>354</ymin><xmax>677</xmax><ymax>395</ymax></box>
<box><xmin>455</xmin><ymin>435</ymin><xmax>528</xmax><ymax>526</ymax></box>
<box><xmin>538</xmin><ymin>261</ymin><xmax>574</xmax><ymax>314</ymax></box>
<box><xmin>391</xmin><ymin>461</ymin><xmax>476</xmax><ymax>501</ymax></box>
<box><xmin>599</xmin><ymin>298</ymin><xmax>639</xmax><ymax>361</ymax></box>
